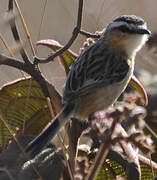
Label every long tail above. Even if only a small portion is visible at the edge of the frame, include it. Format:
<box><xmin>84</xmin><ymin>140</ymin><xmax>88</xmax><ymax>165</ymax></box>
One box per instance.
<box><xmin>25</xmin><ymin>103</ymin><xmax>76</xmax><ymax>157</ymax></box>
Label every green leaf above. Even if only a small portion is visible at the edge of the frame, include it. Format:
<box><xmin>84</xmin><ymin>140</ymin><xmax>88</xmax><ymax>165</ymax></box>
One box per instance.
<box><xmin>0</xmin><ymin>77</ymin><xmax>52</xmax><ymax>150</ymax></box>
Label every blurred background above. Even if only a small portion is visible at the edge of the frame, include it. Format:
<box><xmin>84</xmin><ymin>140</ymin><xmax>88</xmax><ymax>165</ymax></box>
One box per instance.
<box><xmin>0</xmin><ymin>0</ymin><xmax>157</xmax><ymax>93</ymax></box>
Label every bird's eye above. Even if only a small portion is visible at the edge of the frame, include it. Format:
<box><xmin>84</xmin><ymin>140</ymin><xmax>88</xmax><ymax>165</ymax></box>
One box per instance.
<box><xmin>118</xmin><ymin>25</ymin><xmax>130</xmax><ymax>33</ymax></box>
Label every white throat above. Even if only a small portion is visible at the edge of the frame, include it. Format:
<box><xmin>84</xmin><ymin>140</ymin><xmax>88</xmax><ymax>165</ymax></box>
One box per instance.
<box><xmin>123</xmin><ymin>34</ymin><xmax>149</xmax><ymax>58</ymax></box>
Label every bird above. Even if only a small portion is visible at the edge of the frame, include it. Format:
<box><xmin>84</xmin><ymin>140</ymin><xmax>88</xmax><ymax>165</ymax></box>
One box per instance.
<box><xmin>26</xmin><ymin>15</ymin><xmax>151</xmax><ymax>157</ymax></box>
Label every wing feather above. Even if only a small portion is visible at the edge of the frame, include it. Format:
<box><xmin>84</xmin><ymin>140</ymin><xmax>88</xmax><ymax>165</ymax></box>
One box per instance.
<box><xmin>63</xmin><ymin>39</ymin><xmax>129</xmax><ymax>102</ymax></box>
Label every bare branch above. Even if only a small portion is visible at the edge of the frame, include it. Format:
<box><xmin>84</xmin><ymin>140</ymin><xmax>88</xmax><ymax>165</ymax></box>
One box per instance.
<box><xmin>0</xmin><ymin>34</ymin><xmax>26</xmax><ymax>78</ymax></box>
<box><xmin>0</xmin><ymin>54</ymin><xmax>26</xmax><ymax>71</ymax></box>
<box><xmin>0</xmin><ymin>54</ymin><xmax>47</xmax><ymax>97</ymax></box>
<box><xmin>8</xmin><ymin>0</ymin><xmax>31</xmax><ymax>64</ymax></box>
<box><xmin>13</xmin><ymin>0</ymin><xmax>36</xmax><ymax>56</ymax></box>
<box><xmin>86</xmin><ymin>115</ymin><xmax>120</xmax><ymax>180</ymax></box>
<box><xmin>79</xmin><ymin>30</ymin><xmax>100</xmax><ymax>38</ymax></box>
<box><xmin>34</xmin><ymin>0</ymin><xmax>84</xmax><ymax>64</ymax></box>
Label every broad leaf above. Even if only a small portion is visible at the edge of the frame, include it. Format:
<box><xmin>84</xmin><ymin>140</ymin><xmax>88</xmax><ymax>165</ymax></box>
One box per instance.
<box><xmin>0</xmin><ymin>77</ymin><xmax>51</xmax><ymax>150</ymax></box>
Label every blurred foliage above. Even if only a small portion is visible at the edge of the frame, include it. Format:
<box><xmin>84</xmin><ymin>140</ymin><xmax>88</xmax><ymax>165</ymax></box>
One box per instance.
<box><xmin>95</xmin><ymin>160</ymin><xmax>157</xmax><ymax>180</ymax></box>
<box><xmin>0</xmin><ymin>77</ymin><xmax>51</xmax><ymax>151</ymax></box>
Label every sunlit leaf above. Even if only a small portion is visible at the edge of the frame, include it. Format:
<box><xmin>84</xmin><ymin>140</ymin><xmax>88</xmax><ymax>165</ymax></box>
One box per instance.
<box><xmin>95</xmin><ymin>160</ymin><xmax>157</xmax><ymax>180</ymax></box>
<box><xmin>0</xmin><ymin>77</ymin><xmax>52</xmax><ymax>150</ymax></box>
<box><xmin>88</xmin><ymin>155</ymin><xmax>157</xmax><ymax>180</ymax></box>
<box><xmin>129</xmin><ymin>75</ymin><xmax>148</xmax><ymax>106</ymax></box>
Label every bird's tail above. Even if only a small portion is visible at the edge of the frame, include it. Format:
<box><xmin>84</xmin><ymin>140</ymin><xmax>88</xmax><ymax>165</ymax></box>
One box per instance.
<box><xmin>25</xmin><ymin>103</ymin><xmax>76</xmax><ymax>157</ymax></box>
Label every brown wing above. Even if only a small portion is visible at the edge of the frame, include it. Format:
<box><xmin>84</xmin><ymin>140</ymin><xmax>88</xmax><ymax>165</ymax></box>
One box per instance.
<box><xmin>63</xmin><ymin>39</ymin><xmax>129</xmax><ymax>103</ymax></box>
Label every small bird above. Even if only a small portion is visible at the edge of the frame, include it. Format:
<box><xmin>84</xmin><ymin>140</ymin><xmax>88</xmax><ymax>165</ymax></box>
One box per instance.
<box><xmin>26</xmin><ymin>15</ymin><xmax>150</xmax><ymax>157</ymax></box>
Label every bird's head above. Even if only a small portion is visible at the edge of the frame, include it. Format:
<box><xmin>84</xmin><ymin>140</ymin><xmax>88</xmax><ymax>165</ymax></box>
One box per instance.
<box><xmin>103</xmin><ymin>15</ymin><xmax>151</xmax><ymax>57</ymax></box>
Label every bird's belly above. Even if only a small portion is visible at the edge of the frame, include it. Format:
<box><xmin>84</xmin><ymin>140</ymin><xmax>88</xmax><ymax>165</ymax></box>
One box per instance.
<box><xmin>75</xmin><ymin>70</ymin><xmax>132</xmax><ymax>120</ymax></box>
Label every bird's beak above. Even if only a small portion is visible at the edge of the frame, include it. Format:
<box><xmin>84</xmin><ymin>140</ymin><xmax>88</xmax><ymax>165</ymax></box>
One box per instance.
<box><xmin>136</xmin><ymin>28</ymin><xmax>151</xmax><ymax>35</ymax></box>
<box><xmin>129</xmin><ymin>75</ymin><xmax>148</xmax><ymax>106</ymax></box>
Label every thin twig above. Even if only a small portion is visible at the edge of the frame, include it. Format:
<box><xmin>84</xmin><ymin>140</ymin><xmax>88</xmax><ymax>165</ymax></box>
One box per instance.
<box><xmin>46</xmin><ymin>97</ymin><xmax>55</xmax><ymax>117</ymax></box>
<box><xmin>86</xmin><ymin>117</ymin><xmax>119</xmax><ymax>180</ymax></box>
<box><xmin>58</xmin><ymin>134</ymin><xmax>74</xmax><ymax>180</ymax></box>
<box><xmin>86</xmin><ymin>137</ymin><xmax>110</xmax><ymax>180</ymax></box>
<box><xmin>145</xmin><ymin>122</ymin><xmax>157</xmax><ymax>139</ymax></box>
<box><xmin>13</xmin><ymin>0</ymin><xmax>36</xmax><ymax>56</ymax></box>
<box><xmin>0</xmin><ymin>34</ymin><xmax>26</xmax><ymax>78</ymax></box>
<box><xmin>138</xmin><ymin>154</ymin><xmax>157</xmax><ymax>169</ymax></box>
<box><xmin>149</xmin><ymin>153</ymin><xmax>155</xmax><ymax>178</ymax></box>
<box><xmin>0</xmin><ymin>110</ymin><xmax>42</xmax><ymax>179</ymax></box>
<box><xmin>79</xmin><ymin>30</ymin><xmax>100</xmax><ymax>38</ymax></box>
<box><xmin>36</xmin><ymin>0</ymin><xmax>48</xmax><ymax>50</ymax></box>
<box><xmin>46</xmin><ymin>97</ymin><xmax>74</xmax><ymax>179</ymax></box>
<box><xmin>34</xmin><ymin>0</ymin><xmax>84</xmax><ymax>64</ymax></box>
<box><xmin>8</xmin><ymin>0</ymin><xmax>31</xmax><ymax>64</ymax></box>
